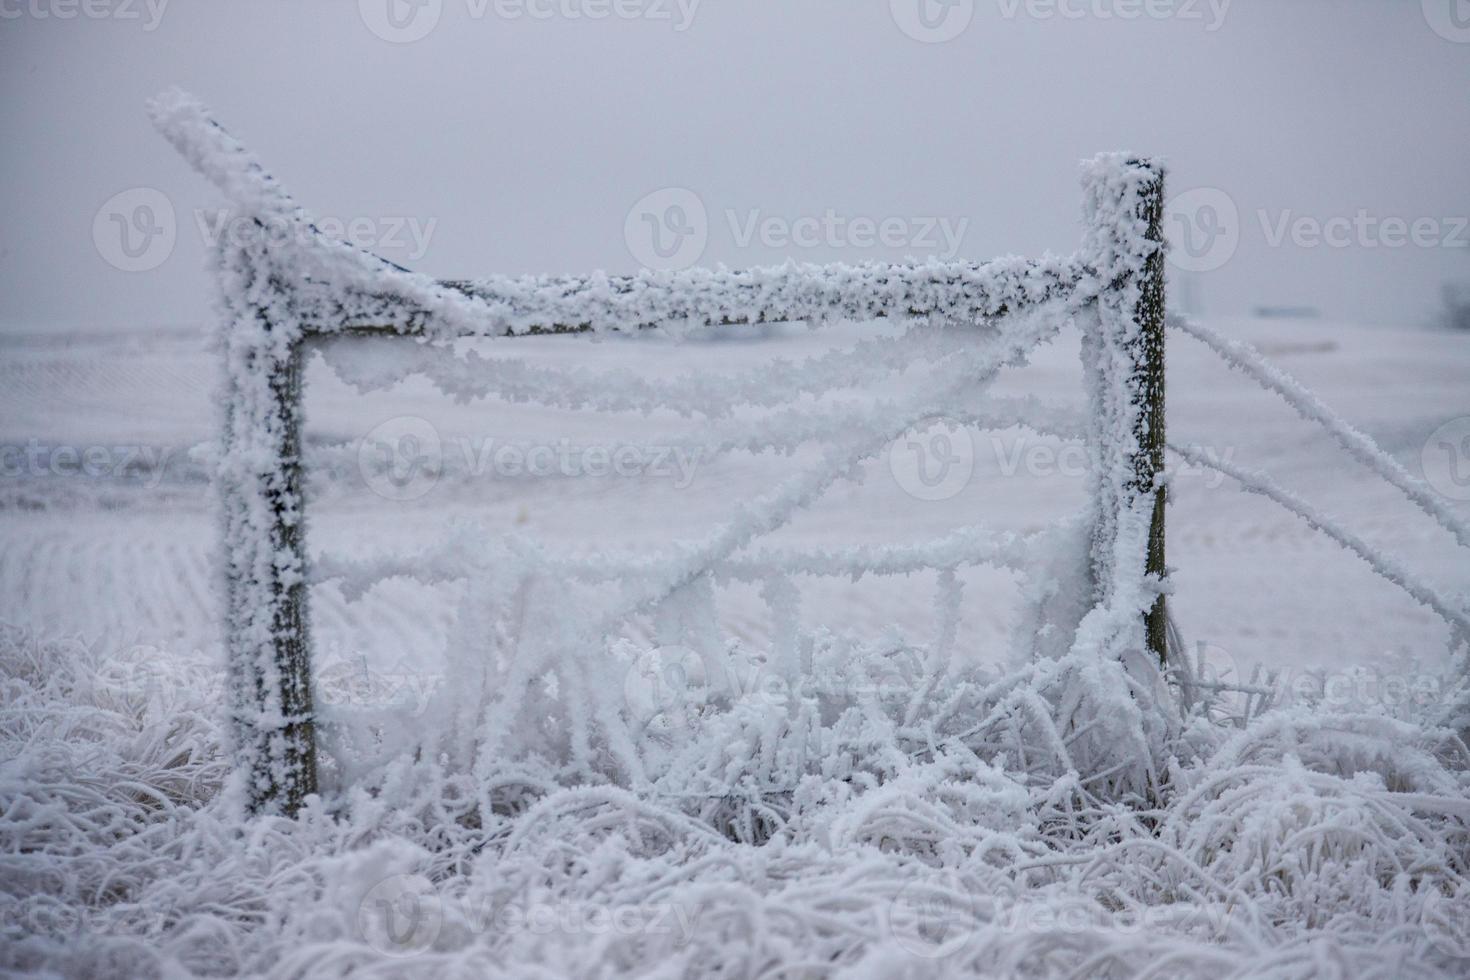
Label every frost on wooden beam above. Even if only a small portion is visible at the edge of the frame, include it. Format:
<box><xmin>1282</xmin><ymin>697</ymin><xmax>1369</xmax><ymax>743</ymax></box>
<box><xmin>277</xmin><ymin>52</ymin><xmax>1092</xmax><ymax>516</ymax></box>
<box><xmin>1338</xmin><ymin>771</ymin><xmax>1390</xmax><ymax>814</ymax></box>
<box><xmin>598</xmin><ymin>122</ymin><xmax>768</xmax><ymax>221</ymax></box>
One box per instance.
<box><xmin>302</xmin><ymin>257</ymin><xmax>1095</xmax><ymax>339</ymax></box>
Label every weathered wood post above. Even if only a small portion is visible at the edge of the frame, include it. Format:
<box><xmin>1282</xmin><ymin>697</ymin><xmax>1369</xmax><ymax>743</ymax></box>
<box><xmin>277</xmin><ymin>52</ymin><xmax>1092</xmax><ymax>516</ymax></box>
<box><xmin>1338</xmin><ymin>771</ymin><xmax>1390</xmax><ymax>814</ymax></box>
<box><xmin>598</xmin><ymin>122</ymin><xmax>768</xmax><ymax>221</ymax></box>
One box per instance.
<box><xmin>263</xmin><ymin>336</ymin><xmax>317</xmax><ymax>811</ymax></box>
<box><xmin>1079</xmin><ymin>155</ymin><xmax>1168</xmax><ymax>666</ymax></box>
<box><xmin>1135</xmin><ymin>169</ymin><xmax>1168</xmax><ymax>666</ymax></box>
<box><xmin>217</xmin><ymin>287</ymin><xmax>318</xmax><ymax>816</ymax></box>
<box><xmin>151</xmin><ymin>89</ymin><xmax>320</xmax><ymax>815</ymax></box>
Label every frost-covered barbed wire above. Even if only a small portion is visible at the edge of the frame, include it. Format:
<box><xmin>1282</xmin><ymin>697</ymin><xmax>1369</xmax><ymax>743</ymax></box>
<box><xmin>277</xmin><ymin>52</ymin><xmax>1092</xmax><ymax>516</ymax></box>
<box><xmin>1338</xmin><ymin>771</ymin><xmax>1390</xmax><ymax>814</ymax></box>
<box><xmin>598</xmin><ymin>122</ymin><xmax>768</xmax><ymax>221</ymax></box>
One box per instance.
<box><xmin>326</xmin><ymin>295</ymin><xmax>1165</xmax><ymax>803</ymax></box>
<box><xmin>1168</xmin><ymin>313</ymin><xmax>1470</xmax><ymax>552</ymax></box>
<box><xmin>309</xmin><ymin>310</ymin><xmax>1080</xmax><ymax>603</ymax></box>
<box><xmin>312</xmin><ymin>521</ymin><xmax>1050</xmax><ymax>599</ymax></box>
<box><xmin>1169</xmin><ymin>442</ymin><xmax>1470</xmax><ymax>640</ymax></box>
<box><xmin>317</xmin><ymin>316</ymin><xmax>975</xmax><ymax>418</ymax></box>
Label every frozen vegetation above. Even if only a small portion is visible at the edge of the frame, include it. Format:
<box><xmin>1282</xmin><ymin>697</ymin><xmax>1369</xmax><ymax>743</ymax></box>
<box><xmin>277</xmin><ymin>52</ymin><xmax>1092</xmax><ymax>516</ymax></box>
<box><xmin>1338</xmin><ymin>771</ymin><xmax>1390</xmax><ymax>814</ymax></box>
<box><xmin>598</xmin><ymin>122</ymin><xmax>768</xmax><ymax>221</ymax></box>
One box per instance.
<box><xmin>1</xmin><ymin>92</ymin><xmax>1467</xmax><ymax>978</ymax></box>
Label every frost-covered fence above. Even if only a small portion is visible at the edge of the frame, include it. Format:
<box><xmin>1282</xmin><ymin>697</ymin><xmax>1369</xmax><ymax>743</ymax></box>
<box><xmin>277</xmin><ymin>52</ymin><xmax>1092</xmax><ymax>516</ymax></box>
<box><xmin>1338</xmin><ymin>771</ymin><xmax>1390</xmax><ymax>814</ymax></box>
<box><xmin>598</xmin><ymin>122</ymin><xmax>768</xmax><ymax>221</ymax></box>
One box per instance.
<box><xmin>152</xmin><ymin>89</ymin><xmax>1170</xmax><ymax>817</ymax></box>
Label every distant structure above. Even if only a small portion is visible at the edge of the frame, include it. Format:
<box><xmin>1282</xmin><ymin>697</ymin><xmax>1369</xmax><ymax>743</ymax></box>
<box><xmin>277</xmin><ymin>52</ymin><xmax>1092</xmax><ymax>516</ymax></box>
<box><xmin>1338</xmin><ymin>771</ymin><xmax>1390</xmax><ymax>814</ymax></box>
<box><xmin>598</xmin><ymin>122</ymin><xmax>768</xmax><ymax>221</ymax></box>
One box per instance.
<box><xmin>1443</xmin><ymin>284</ymin><xmax>1470</xmax><ymax>331</ymax></box>
<box><xmin>1252</xmin><ymin>306</ymin><xmax>1321</xmax><ymax>320</ymax></box>
<box><xmin>1172</xmin><ymin>271</ymin><xmax>1203</xmax><ymax>318</ymax></box>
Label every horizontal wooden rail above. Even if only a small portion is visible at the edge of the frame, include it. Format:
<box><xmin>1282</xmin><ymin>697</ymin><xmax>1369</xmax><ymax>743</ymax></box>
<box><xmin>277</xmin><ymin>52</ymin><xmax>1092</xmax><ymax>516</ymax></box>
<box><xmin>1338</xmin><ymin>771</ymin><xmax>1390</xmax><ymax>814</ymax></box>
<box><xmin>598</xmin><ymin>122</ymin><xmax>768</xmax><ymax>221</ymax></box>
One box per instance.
<box><xmin>304</xmin><ymin>256</ymin><xmax>1094</xmax><ymax>339</ymax></box>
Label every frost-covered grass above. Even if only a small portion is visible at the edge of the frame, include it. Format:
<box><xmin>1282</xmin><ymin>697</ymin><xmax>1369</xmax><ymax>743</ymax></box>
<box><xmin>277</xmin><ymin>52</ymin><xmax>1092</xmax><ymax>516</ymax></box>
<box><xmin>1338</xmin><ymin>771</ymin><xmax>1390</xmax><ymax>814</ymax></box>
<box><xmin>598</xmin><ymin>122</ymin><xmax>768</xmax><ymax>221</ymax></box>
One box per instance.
<box><xmin>4</xmin><ymin>624</ymin><xmax>1469</xmax><ymax>978</ymax></box>
<box><xmin>4</xmin><ymin>88</ymin><xmax>1467</xmax><ymax>979</ymax></box>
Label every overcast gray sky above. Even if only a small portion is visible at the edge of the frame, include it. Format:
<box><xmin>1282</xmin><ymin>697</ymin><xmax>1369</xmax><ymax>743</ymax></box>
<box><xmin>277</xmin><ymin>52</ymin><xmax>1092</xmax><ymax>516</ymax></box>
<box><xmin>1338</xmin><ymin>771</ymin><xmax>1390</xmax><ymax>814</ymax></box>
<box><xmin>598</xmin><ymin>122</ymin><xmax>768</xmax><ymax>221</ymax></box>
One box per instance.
<box><xmin>1</xmin><ymin>0</ymin><xmax>1467</xmax><ymax>332</ymax></box>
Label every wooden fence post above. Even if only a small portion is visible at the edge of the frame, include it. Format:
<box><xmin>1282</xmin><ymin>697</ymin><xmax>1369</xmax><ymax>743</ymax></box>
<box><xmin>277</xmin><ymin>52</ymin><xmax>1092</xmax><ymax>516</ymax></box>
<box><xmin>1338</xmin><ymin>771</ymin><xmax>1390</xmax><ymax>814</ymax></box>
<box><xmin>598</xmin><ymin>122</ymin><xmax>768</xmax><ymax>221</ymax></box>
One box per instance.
<box><xmin>1136</xmin><ymin>169</ymin><xmax>1168</xmax><ymax>666</ymax></box>
<box><xmin>150</xmin><ymin>91</ymin><xmax>321</xmax><ymax>814</ymax></box>
<box><xmin>220</xmin><ymin>318</ymin><xmax>318</xmax><ymax>817</ymax></box>
<box><xmin>266</xmin><ymin>338</ymin><xmax>318</xmax><ymax>811</ymax></box>
<box><xmin>1080</xmin><ymin>156</ymin><xmax>1169</xmax><ymax>666</ymax></box>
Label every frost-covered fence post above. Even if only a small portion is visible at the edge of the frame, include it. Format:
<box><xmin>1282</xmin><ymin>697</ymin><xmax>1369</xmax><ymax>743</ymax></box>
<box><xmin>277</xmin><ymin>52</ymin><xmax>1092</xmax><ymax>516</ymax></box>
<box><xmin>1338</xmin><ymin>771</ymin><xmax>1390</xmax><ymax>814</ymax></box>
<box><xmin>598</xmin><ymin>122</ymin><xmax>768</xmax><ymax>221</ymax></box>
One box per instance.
<box><xmin>217</xmin><ymin>312</ymin><xmax>318</xmax><ymax>816</ymax></box>
<box><xmin>1079</xmin><ymin>155</ymin><xmax>1168</xmax><ymax>665</ymax></box>
<box><xmin>151</xmin><ymin>91</ymin><xmax>319</xmax><ymax>815</ymax></box>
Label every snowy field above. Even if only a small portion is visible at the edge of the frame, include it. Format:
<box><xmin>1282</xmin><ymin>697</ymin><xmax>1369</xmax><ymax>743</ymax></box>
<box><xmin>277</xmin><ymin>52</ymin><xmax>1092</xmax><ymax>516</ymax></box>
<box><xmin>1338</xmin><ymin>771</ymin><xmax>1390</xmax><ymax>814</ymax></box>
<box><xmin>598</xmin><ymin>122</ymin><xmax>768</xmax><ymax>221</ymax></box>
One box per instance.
<box><xmin>3</xmin><ymin>315</ymin><xmax>1465</xmax><ymax>681</ymax></box>
<box><xmin>3</xmin><ymin>312</ymin><xmax>1469</xmax><ymax>976</ymax></box>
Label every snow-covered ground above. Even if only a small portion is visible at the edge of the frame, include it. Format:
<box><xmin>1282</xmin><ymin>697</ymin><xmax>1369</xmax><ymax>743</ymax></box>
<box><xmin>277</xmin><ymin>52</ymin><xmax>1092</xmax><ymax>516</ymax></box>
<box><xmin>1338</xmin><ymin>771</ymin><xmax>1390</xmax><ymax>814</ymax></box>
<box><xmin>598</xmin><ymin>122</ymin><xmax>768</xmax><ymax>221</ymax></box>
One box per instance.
<box><xmin>2</xmin><ymin>313</ymin><xmax>1469</xmax><ymax>976</ymax></box>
